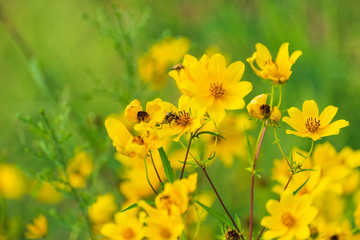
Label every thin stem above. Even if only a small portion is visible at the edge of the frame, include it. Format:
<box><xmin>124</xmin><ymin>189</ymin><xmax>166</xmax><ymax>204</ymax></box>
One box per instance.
<box><xmin>273</xmin><ymin>128</ymin><xmax>291</xmax><ymax>168</ymax></box>
<box><xmin>257</xmin><ymin>227</ymin><xmax>266</xmax><ymax>240</ymax></box>
<box><xmin>180</xmin><ymin>133</ymin><xmax>194</xmax><ymax>179</ymax></box>
<box><xmin>249</xmin><ymin>121</ymin><xmax>267</xmax><ymax>240</ymax></box>
<box><xmin>149</xmin><ymin>150</ymin><xmax>163</xmax><ymax>189</ymax></box>
<box><xmin>277</xmin><ymin>85</ymin><xmax>282</xmax><ymax>108</ymax></box>
<box><xmin>270</xmin><ymin>85</ymin><xmax>275</xmax><ymax>108</ymax></box>
<box><xmin>143</xmin><ymin>157</ymin><xmax>158</xmax><ymax>195</ymax></box>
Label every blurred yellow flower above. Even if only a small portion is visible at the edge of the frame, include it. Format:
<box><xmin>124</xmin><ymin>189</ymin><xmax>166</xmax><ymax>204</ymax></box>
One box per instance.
<box><xmin>247</xmin><ymin>42</ymin><xmax>302</xmax><ymax>84</ymax></box>
<box><xmin>247</xmin><ymin>94</ymin><xmax>281</xmax><ymax>124</ymax></box>
<box><xmin>66</xmin><ymin>150</ymin><xmax>93</xmax><ymax>188</ymax></box>
<box><xmin>0</xmin><ymin>163</ymin><xmax>26</xmax><ymax>199</ymax></box>
<box><xmin>139</xmin><ymin>201</ymin><xmax>184</xmax><ymax>240</ymax></box>
<box><xmin>31</xmin><ymin>181</ymin><xmax>62</xmax><ymax>204</ymax></box>
<box><xmin>261</xmin><ymin>190</ymin><xmax>318</xmax><ymax>240</ymax></box>
<box><xmin>169</xmin><ymin>53</ymin><xmax>252</xmax><ymax>123</ymax></box>
<box><xmin>25</xmin><ymin>214</ymin><xmax>48</xmax><ymax>239</ymax></box>
<box><xmin>138</xmin><ymin>36</ymin><xmax>190</xmax><ymax>88</ymax></box>
<box><xmin>355</xmin><ymin>203</ymin><xmax>360</xmax><ymax>229</ymax></box>
<box><xmin>155</xmin><ymin>173</ymin><xmax>197</xmax><ymax>214</ymax></box>
<box><xmin>101</xmin><ymin>209</ymin><xmax>144</xmax><ymax>240</ymax></box>
<box><xmin>89</xmin><ymin>194</ymin><xmax>117</xmax><ymax>234</ymax></box>
<box><xmin>283</xmin><ymin>100</ymin><xmax>349</xmax><ymax>141</ymax></box>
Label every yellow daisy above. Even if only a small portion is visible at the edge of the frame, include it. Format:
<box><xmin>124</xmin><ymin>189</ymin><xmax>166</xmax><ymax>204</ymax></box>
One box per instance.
<box><xmin>247</xmin><ymin>43</ymin><xmax>302</xmax><ymax>84</ymax></box>
<box><xmin>25</xmin><ymin>214</ymin><xmax>48</xmax><ymax>239</ymax></box>
<box><xmin>282</xmin><ymin>100</ymin><xmax>349</xmax><ymax>141</ymax></box>
<box><xmin>261</xmin><ymin>190</ymin><xmax>318</xmax><ymax>240</ymax></box>
<box><xmin>169</xmin><ymin>53</ymin><xmax>252</xmax><ymax>123</ymax></box>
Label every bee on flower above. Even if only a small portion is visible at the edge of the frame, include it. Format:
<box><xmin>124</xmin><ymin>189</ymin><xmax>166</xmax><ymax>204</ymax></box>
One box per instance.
<box><xmin>247</xmin><ymin>94</ymin><xmax>281</xmax><ymax>124</ymax></box>
<box><xmin>169</xmin><ymin>53</ymin><xmax>252</xmax><ymax>123</ymax></box>
<box><xmin>247</xmin><ymin>42</ymin><xmax>302</xmax><ymax>84</ymax></box>
<box><xmin>282</xmin><ymin>100</ymin><xmax>349</xmax><ymax>141</ymax></box>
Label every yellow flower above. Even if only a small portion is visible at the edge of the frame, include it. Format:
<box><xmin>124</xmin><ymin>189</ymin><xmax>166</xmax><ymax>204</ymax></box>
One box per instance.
<box><xmin>282</xmin><ymin>100</ymin><xmax>349</xmax><ymax>141</ymax></box>
<box><xmin>169</xmin><ymin>53</ymin><xmax>252</xmax><ymax>123</ymax></box>
<box><xmin>355</xmin><ymin>203</ymin><xmax>360</xmax><ymax>229</ymax></box>
<box><xmin>31</xmin><ymin>181</ymin><xmax>62</xmax><ymax>204</ymax></box>
<box><xmin>159</xmin><ymin>96</ymin><xmax>206</xmax><ymax>141</ymax></box>
<box><xmin>25</xmin><ymin>214</ymin><xmax>48</xmax><ymax>239</ymax></box>
<box><xmin>261</xmin><ymin>190</ymin><xmax>318</xmax><ymax>240</ymax></box>
<box><xmin>66</xmin><ymin>150</ymin><xmax>93</xmax><ymax>188</ymax></box>
<box><xmin>105</xmin><ymin>117</ymin><xmax>149</xmax><ymax>157</ymax></box>
<box><xmin>138</xmin><ymin>36</ymin><xmax>190</xmax><ymax>88</ymax></box>
<box><xmin>125</xmin><ymin>99</ymin><xmax>164</xmax><ymax>126</ymax></box>
<box><xmin>247</xmin><ymin>94</ymin><xmax>281</xmax><ymax>124</ymax></box>
<box><xmin>89</xmin><ymin>194</ymin><xmax>117</xmax><ymax>234</ymax></box>
<box><xmin>139</xmin><ymin>202</ymin><xmax>184</xmax><ymax>240</ymax></box>
<box><xmin>155</xmin><ymin>173</ymin><xmax>197</xmax><ymax>215</ymax></box>
<box><xmin>246</xmin><ymin>43</ymin><xmax>302</xmax><ymax>84</ymax></box>
<box><xmin>101</xmin><ymin>209</ymin><xmax>144</xmax><ymax>240</ymax></box>
<box><xmin>0</xmin><ymin>163</ymin><xmax>26</xmax><ymax>199</ymax></box>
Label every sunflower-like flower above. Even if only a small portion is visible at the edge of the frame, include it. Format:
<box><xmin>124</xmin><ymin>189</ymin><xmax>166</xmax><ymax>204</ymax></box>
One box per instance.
<box><xmin>169</xmin><ymin>53</ymin><xmax>252</xmax><ymax>123</ymax></box>
<box><xmin>247</xmin><ymin>94</ymin><xmax>281</xmax><ymax>124</ymax></box>
<box><xmin>247</xmin><ymin>43</ymin><xmax>302</xmax><ymax>84</ymax></box>
<box><xmin>282</xmin><ymin>100</ymin><xmax>349</xmax><ymax>141</ymax></box>
<box><xmin>25</xmin><ymin>214</ymin><xmax>48</xmax><ymax>239</ymax></box>
<box><xmin>261</xmin><ymin>190</ymin><xmax>318</xmax><ymax>240</ymax></box>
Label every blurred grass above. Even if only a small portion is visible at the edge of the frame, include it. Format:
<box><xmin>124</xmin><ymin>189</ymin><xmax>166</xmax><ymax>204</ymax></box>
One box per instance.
<box><xmin>1</xmin><ymin>0</ymin><xmax>360</xmax><ymax>236</ymax></box>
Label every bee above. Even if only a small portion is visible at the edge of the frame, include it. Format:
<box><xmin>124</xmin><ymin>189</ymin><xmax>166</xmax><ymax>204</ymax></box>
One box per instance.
<box><xmin>171</xmin><ymin>63</ymin><xmax>184</xmax><ymax>71</ymax></box>
<box><xmin>158</xmin><ymin>111</ymin><xmax>178</xmax><ymax>128</ymax></box>
<box><xmin>259</xmin><ymin>104</ymin><xmax>271</xmax><ymax>117</ymax></box>
<box><xmin>137</xmin><ymin>111</ymin><xmax>150</xmax><ymax>123</ymax></box>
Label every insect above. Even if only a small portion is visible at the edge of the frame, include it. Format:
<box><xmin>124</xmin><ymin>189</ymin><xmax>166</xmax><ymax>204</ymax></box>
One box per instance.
<box><xmin>158</xmin><ymin>111</ymin><xmax>178</xmax><ymax>128</ymax></box>
<box><xmin>137</xmin><ymin>111</ymin><xmax>150</xmax><ymax>123</ymax></box>
<box><xmin>171</xmin><ymin>63</ymin><xmax>184</xmax><ymax>71</ymax></box>
<box><xmin>259</xmin><ymin>104</ymin><xmax>271</xmax><ymax>117</ymax></box>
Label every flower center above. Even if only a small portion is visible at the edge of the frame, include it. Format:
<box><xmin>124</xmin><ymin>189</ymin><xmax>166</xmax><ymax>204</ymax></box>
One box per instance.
<box><xmin>175</xmin><ymin>110</ymin><xmax>191</xmax><ymax>126</ymax></box>
<box><xmin>305</xmin><ymin>117</ymin><xmax>320</xmax><ymax>133</ymax></box>
<box><xmin>281</xmin><ymin>212</ymin><xmax>295</xmax><ymax>227</ymax></box>
<box><xmin>259</xmin><ymin>104</ymin><xmax>271</xmax><ymax>117</ymax></box>
<box><xmin>225</xmin><ymin>229</ymin><xmax>240</xmax><ymax>240</ymax></box>
<box><xmin>210</xmin><ymin>82</ymin><xmax>225</xmax><ymax>98</ymax></box>
<box><xmin>122</xmin><ymin>228</ymin><xmax>135</xmax><ymax>239</ymax></box>
<box><xmin>132</xmin><ymin>136</ymin><xmax>144</xmax><ymax>145</ymax></box>
<box><xmin>160</xmin><ymin>227</ymin><xmax>172</xmax><ymax>239</ymax></box>
<box><xmin>137</xmin><ymin>111</ymin><xmax>150</xmax><ymax>123</ymax></box>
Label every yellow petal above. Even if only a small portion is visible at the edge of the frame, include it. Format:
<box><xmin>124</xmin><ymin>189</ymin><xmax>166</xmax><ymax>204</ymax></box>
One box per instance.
<box><xmin>283</xmin><ymin>106</ymin><xmax>306</xmax><ymax>132</ymax></box>
<box><xmin>255</xmin><ymin>43</ymin><xmax>272</xmax><ymax>68</ymax></box>
<box><xmin>223</xmin><ymin>61</ymin><xmax>245</xmax><ymax>87</ymax></box>
<box><xmin>289</xmin><ymin>50</ymin><xmax>302</xmax><ymax>65</ymax></box>
<box><xmin>104</xmin><ymin>118</ymin><xmax>132</xmax><ymax>149</ymax></box>
<box><xmin>263</xmin><ymin>228</ymin><xmax>288</xmax><ymax>240</ymax></box>
<box><xmin>319</xmin><ymin>105</ymin><xmax>337</xmax><ymax>126</ymax></box>
<box><xmin>226</xmin><ymin>81</ymin><xmax>253</xmax><ymax>98</ymax></box>
<box><xmin>276</xmin><ymin>42</ymin><xmax>290</xmax><ymax>73</ymax></box>
<box><xmin>219</xmin><ymin>94</ymin><xmax>245</xmax><ymax>110</ymax></box>
<box><xmin>285</xmin><ymin>129</ymin><xmax>310</xmax><ymax>138</ymax></box>
<box><xmin>208</xmin><ymin>54</ymin><xmax>226</xmax><ymax>80</ymax></box>
<box><xmin>316</xmin><ymin>119</ymin><xmax>349</xmax><ymax>137</ymax></box>
<box><xmin>294</xmin><ymin>225</ymin><xmax>310</xmax><ymax>239</ymax></box>
<box><xmin>207</xmin><ymin>101</ymin><xmax>226</xmax><ymax>123</ymax></box>
<box><xmin>266</xmin><ymin>199</ymin><xmax>282</xmax><ymax>216</ymax></box>
<box><xmin>302</xmin><ymin>100</ymin><xmax>319</xmax><ymax>120</ymax></box>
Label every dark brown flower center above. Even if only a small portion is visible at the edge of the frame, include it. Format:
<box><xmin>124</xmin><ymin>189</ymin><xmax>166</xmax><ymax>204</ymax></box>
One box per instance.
<box><xmin>225</xmin><ymin>229</ymin><xmax>240</xmax><ymax>240</ymax></box>
<box><xmin>210</xmin><ymin>82</ymin><xmax>225</xmax><ymax>98</ymax></box>
<box><xmin>175</xmin><ymin>110</ymin><xmax>191</xmax><ymax>126</ymax></box>
<box><xmin>305</xmin><ymin>117</ymin><xmax>320</xmax><ymax>133</ymax></box>
<box><xmin>281</xmin><ymin>212</ymin><xmax>295</xmax><ymax>227</ymax></box>
<box><xmin>137</xmin><ymin>111</ymin><xmax>150</xmax><ymax>123</ymax></box>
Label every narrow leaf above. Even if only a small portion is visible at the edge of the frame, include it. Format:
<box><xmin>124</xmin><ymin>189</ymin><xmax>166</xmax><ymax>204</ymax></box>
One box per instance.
<box><xmin>120</xmin><ymin>200</ymin><xmax>155</xmax><ymax>212</ymax></box>
<box><xmin>293</xmin><ymin>176</ymin><xmax>310</xmax><ymax>195</ymax></box>
<box><xmin>244</xmin><ymin>128</ymin><xmax>253</xmax><ymax>168</ymax></box>
<box><xmin>197</xmin><ymin>200</ymin><xmax>228</xmax><ymax>225</ymax></box>
<box><xmin>158</xmin><ymin>147</ymin><xmax>174</xmax><ymax>183</ymax></box>
<box><xmin>195</xmin><ymin>131</ymin><xmax>226</xmax><ymax>140</ymax></box>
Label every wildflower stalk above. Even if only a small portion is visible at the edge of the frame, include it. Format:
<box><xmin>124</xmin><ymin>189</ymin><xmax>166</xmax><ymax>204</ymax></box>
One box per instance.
<box><xmin>249</xmin><ymin>121</ymin><xmax>267</xmax><ymax>240</ymax></box>
<box><xmin>277</xmin><ymin>85</ymin><xmax>282</xmax><ymax>108</ymax></box>
<box><xmin>270</xmin><ymin>85</ymin><xmax>275</xmax><ymax>107</ymax></box>
<box><xmin>149</xmin><ymin>150</ymin><xmax>163</xmax><ymax>189</ymax></box>
<box><xmin>273</xmin><ymin>128</ymin><xmax>291</xmax><ymax>168</ymax></box>
<box><xmin>180</xmin><ymin>133</ymin><xmax>194</xmax><ymax>180</ymax></box>
<box><xmin>182</xmin><ymin>148</ymin><xmax>244</xmax><ymax>239</ymax></box>
<box><xmin>39</xmin><ymin>110</ymin><xmax>94</xmax><ymax>240</ymax></box>
<box><xmin>301</xmin><ymin>140</ymin><xmax>314</xmax><ymax>164</ymax></box>
<box><xmin>143</xmin><ymin>156</ymin><xmax>158</xmax><ymax>195</ymax></box>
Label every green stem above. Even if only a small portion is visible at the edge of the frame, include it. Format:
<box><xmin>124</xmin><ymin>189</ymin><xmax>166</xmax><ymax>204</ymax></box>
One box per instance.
<box><xmin>143</xmin><ymin>157</ymin><xmax>158</xmax><ymax>195</ymax></box>
<box><xmin>180</xmin><ymin>133</ymin><xmax>194</xmax><ymax>180</ymax></box>
<box><xmin>301</xmin><ymin>140</ymin><xmax>314</xmax><ymax>164</ymax></box>
<box><xmin>273</xmin><ymin>128</ymin><xmax>291</xmax><ymax>168</ymax></box>
<box><xmin>277</xmin><ymin>85</ymin><xmax>282</xmax><ymax>108</ymax></box>
<box><xmin>149</xmin><ymin>150</ymin><xmax>163</xmax><ymax>189</ymax></box>
<box><xmin>270</xmin><ymin>84</ymin><xmax>275</xmax><ymax>108</ymax></box>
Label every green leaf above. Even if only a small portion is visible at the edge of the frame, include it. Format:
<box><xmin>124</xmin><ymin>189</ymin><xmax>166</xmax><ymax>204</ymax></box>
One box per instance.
<box><xmin>296</xmin><ymin>168</ymin><xmax>318</xmax><ymax>173</ymax></box>
<box><xmin>158</xmin><ymin>147</ymin><xmax>174</xmax><ymax>183</ymax></box>
<box><xmin>295</xmin><ymin>151</ymin><xmax>307</xmax><ymax>159</ymax></box>
<box><xmin>293</xmin><ymin>176</ymin><xmax>310</xmax><ymax>195</ymax></box>
<box><xmin>197</xmin><ymin>201</ymin><xmax>228</xmax><ymax>225</ymax></box>
<box><xmin>195</xmin><ymin>131</ymin><xmax>226</xmax><ymax>140</ymax></box>
<box><xmin>120</xmin><ymin>200</ymin><xmax>155</xmax><ymax>212</ymax></box>
<box><xmin>243</xmin><ymin>128</ymin><xmax>253</xmax><ymax>168</ymax></box>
